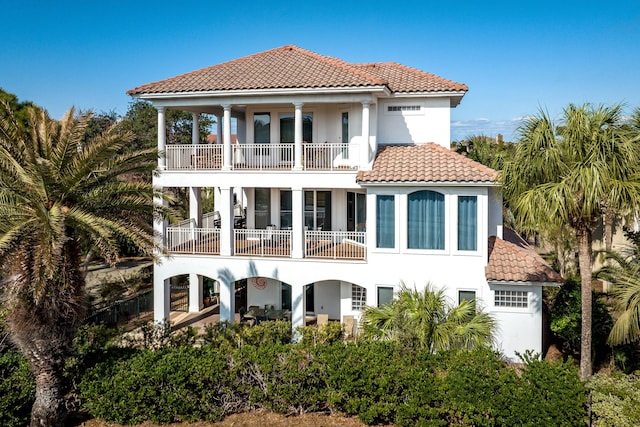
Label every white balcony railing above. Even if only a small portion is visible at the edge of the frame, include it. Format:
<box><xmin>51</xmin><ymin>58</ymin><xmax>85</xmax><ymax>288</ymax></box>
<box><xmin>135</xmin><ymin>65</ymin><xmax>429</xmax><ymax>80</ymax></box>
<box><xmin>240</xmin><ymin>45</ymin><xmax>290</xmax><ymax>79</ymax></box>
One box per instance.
<box><xmin>165</xmin><ymin>144</ymin><xmax>222</xmax><ymax>170</ymax></box>
<box><xmin>166</xmin><ymin>227</ymin><xmax>366</xmax><ymax>260</ymax></box>
<box><xmin>164</xmin><ymin>143</ymin><xmax>359</xmax><ymax>171</ymax></box>
<box><xmin>234</xmin><ymin>228</ymin><xmax>292</xmax><ymax>257</ymax></box>
<box><xmin>166</xmin><ymin>227</ymin><xmax>220</xmax><ymax>254</ymax></box>
<box><xmin>305</xmin><ymin>230</ymin><xmax>366</xmax><ymax>260</ymax></box>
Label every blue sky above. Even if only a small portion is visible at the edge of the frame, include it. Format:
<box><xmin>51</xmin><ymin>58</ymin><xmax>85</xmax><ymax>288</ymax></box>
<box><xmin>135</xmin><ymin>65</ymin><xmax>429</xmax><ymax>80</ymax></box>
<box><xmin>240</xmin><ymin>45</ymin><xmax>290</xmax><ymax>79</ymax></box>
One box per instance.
<box><xmin>1</xmin><ymin>0</ymin><xmax>638</xmax><ymax>142</ymax></box>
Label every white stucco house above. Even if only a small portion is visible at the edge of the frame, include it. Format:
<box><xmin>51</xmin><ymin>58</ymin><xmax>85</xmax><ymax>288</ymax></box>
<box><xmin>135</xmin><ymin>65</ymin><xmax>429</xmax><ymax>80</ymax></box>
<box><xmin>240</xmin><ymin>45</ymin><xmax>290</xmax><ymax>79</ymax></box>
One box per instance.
<box><xmin>127</xmin><ymin>45</ymin><xmax>562</xmax><ymax>358</ymax></box>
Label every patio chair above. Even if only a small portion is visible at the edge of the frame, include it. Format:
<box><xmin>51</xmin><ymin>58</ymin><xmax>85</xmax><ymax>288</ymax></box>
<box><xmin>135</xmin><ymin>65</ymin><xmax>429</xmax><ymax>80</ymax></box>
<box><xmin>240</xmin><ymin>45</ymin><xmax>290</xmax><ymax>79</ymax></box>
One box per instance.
<box><xmin>317</xmin><ymin>313</ymin><xmax>329</xmax><ymax>328</ymax></box>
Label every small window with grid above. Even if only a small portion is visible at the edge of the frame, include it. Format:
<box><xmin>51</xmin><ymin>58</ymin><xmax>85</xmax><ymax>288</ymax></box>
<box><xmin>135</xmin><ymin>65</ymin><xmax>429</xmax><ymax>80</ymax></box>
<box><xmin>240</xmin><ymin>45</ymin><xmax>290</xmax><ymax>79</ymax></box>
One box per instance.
<box><xmin>494</xmin><ymin>290</ymin><xmax>528</xmax><ymax>308</ymax></box>
<box><xmin>352</xmin><ymin>285</ymin><xmax>367</xmax><ymax>310</ymax></box>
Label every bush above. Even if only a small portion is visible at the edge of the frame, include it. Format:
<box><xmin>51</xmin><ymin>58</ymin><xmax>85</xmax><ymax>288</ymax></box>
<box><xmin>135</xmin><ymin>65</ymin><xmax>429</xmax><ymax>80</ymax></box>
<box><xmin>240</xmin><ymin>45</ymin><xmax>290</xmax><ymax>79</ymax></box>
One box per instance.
<box><xmin>0</xmin><ymin>349</ymin><xmax>35</xmax><ymax>427</ymax></box>
<box><xmin>590</xmin><ymin>372</ymin><xmax>640</xmax><ymax>427</ymax></box>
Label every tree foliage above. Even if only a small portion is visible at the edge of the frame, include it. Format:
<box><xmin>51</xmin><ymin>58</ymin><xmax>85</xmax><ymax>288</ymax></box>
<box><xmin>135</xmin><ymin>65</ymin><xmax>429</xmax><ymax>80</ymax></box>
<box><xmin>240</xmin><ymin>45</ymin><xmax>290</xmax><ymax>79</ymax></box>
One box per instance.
<box><xmin>501</xmin><ymin>103</ymin><xmax>640</xmax><ymax>379</ymax></box>
<box><xmin>360</xmin><ymin>283</ymin><xmax>496</xmax><ymax>352</ymax></box>
<box><xmin>0</xmin><ymin>101</ymin><xmax>163</xmax><ymax>426</ymax></box>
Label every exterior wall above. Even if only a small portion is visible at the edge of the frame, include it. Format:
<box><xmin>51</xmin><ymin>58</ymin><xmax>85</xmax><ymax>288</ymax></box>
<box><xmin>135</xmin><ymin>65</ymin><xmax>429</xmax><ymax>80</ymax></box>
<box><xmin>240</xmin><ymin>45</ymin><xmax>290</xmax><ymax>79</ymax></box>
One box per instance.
<box><xmin>488</xmin><ymin>186</ymin><xmax>503</xmax><ymax>239</ymax></box>
<box><xmin>313</xmin><ymin>280</ymin><xmax>341</xmax><ymax>320</ymax></box>
<box><xmin>488</xmin><ymin>283</ymin><xmax>544</xmax><ymax>358</ymax></box>
<box><xmin>376</xmin><ymin>97</ymin><xmax>451</xmax><ymax>147</ymax></box>
<box><xmin>246</xmin><ymin>277</ymin><xmax>281</xmax><ymax>309</ymax></box>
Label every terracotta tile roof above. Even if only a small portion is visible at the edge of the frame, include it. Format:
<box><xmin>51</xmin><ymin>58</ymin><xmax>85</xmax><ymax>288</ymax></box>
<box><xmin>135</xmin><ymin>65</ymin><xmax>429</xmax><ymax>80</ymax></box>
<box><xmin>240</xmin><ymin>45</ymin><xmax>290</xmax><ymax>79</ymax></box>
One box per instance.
<box><xmin>127</xmin><ymin>45</ymin><xmax>467</xmax><ymax>96</ymax></box>
<box><xmin>353</xmin><ymin>62</ymin><xmax>468</xmax><ymax>93</ymax></box>
<box><xmin>356</xmin><ymin>143</ymin><xmax>497</xmax><ymax>184</ymax></box>
<box><xmin>486</xmin><ymin>230</ymin><xmax>564</xmax><ymax>284</ymax></box>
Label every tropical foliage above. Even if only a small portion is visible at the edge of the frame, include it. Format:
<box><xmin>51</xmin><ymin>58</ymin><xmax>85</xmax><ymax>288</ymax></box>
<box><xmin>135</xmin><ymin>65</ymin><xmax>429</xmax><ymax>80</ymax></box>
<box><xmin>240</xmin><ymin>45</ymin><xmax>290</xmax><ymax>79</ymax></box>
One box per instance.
<box><xmin>360</xmin><ymin>283</ymin><xmax>496</xmax><ymax>352</ymax></box>
<box><xmin>0</xmin><ymin>101</ymin><xmax>161</xmax><ymax>426</ymax></box>
<box><xmin>501</xmin><ymin>103</ymin><xmax>640</xmax><ymax>379</ymax></box>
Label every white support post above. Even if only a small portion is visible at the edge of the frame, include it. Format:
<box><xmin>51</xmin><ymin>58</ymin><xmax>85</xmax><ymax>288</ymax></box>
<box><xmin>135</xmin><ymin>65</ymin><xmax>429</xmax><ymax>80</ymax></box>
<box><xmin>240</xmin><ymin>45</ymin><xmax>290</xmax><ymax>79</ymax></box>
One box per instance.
<box><xmin>222</xmin><ymin>105</ymin><xmax>232</xmax><ymax>170</ymax></box>
<box><xmin>219</xmin><ymin>186</ymin><xmax>233</xmax><ymax>256</ymax></box>
<box><xmin>157</xmin><ymin>106</ymin><xmax>166</xmax><ymax>169</ymax></box>
<box><xmin>361</xmin><ymin>101</ymin><xmax>371</xmax><ymax>169</ymax></box>
<box><xmin>219</xmin><ymin>277</ymin><xmax>235</xmax><ymax>324</ymax></box>
<box><xmin>291</xmin><ymin>187</ymin><xmax>304</xmax><ymax>258</ymax></box>
<box><xmin>294</xmin><ymin>102</ymin><xmax>303</xmax><ymax>170</ymax></box>
<box><xmin>152</xmin><ymin>186</ymin><xmax>169</xmax><ymax>324</ymax></box>
<box><xmin>188</xmin><ymin>273</ymin><xmax>203</xmax><ymax>312</ymax></box>
<box><xmin>291</xmin><ymin>284</ymin><xmax>305</xmax><ymax>340</ymax></box>
<box><xmin>192</xmin><ymin>112</ymin><xmax>200</xmax><ymax>145</ymax></box>
<box><xmin>189</xmin><ymin>187</ymin><xmax>201</xmax><ymax>227</ymax></box>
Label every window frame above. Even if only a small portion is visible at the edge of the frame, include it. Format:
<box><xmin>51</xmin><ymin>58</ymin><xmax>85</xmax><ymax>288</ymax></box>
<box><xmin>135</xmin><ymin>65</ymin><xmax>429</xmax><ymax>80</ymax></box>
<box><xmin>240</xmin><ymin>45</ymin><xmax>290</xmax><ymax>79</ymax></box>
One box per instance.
<box><xmin>352</xmin><ymin>284</ymin><xmax>367</xmax><ymax>311</ymax></box>
<box><xmin>457</xmin><ymin>195</ymin><xmax>478</xmax><ymax>252</ymax></box>
<box><xmin>407</xmin><ymin>190</ymin><xmax>446</xmax><ymax>251</ymax></box>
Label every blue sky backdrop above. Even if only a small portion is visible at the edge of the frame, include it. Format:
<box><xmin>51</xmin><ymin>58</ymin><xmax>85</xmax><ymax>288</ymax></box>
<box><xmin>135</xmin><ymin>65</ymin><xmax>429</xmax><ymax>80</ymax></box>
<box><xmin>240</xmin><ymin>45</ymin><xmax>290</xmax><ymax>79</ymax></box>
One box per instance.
<box><xmin>1</xmin><ymin>0</ymin><xmax>638</xmax><ymax>142</ymax></box>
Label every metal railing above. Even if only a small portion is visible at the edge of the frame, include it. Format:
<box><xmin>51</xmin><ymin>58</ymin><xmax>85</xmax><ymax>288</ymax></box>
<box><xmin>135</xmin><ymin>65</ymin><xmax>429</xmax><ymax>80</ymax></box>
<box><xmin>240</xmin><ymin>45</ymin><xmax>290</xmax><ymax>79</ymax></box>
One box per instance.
<box><xmin>165</xmin><ymin>142</ymin><xmax>360</xmax><ymax>171</ymax></box>
<box><xmin>84</xmin><ymin>289</ymin><xmax>153</xmax><ymax>325</ymax></box>
<box><xmin>234</xmin><ymin>228</ymin><xmax>292</xmax><ymax>257</ymax></box>
<box><xmin>305</xmin><ymin>230</ymin><xmax>366</xmax><ymax>260</ymax></box>
<box><xmin>166</xmin><ymin>227</ymin><xmax>220</xmax><ymax>254</ymax></box>
<box><xmin>166</xmin><ymin>144</ymin><xmax>223</xmax><ymax>170</ymax></box>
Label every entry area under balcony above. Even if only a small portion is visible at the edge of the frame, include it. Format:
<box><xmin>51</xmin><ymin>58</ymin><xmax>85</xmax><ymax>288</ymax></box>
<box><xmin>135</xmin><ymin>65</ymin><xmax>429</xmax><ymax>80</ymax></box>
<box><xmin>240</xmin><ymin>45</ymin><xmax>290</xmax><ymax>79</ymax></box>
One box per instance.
<box><xmin>165</xmin><ymin>142</ymin><xmax>360</xmax><ymax>171</ymax></box>
<box><xmin>165</xmin><ymin>227</ymin><xmax>366</xmax><ymax>261</ymax></box>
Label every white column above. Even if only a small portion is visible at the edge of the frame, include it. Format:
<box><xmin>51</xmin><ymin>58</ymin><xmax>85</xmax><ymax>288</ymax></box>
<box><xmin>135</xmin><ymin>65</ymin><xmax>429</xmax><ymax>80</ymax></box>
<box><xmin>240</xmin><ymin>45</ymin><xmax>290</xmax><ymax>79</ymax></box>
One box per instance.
<box><xmin>153</xmin><ymin>275</ymin><xmax>171</xmax><ymax>325</ymax></box>
<box><xmin>294</xmin><ymin>102</ymin><xmax>303</xmax><ymax>170</ymax></box>
<box><xmin>291</xmin><ymin>283</ymin><xmax>305</xmax><ymax>340</ymax></box>
<box><xmin>291</xmin><ymin>187</ymin><xmax>304</xmax><ymax>258</ymax></box>
<box><xmin>188</xmin><ymin>273</ymin><xmax>203</xmax><ymax>312</ymax></box>
<box><xmin>157</xmin><ymin>106</ymin><xmax>166</xmax><ymax>169</ymax></box>
<box><xmin>189</xmin><ymin>187</ymin><xmax>201</xmax><ymax>226</ymax></box>
<box><xmin>216</xmin><ymin>115</ymin><xmax>222</xmax><ymax>144</ymax></box>
<box><xmin>361</xmin><ymin>101</ymin><xmax>371</xmax><ymax>169</ymax></box>
<box><xmin>219</xmin><ymin>186</ymin><xmax>233</xmax><ymax>256</ymax></box>
<box><xmin>152</xmin><ymin>186</ymin><xmax>170</xmax><ymax>324</ymax></box>
<box><xmin>191</xmin><ymin>112</ymin><xmax>200</xmax><ymax>145</ymax></box>
<box><xmin>222</xmin><ymin>105</ymin><xmax>232</xmax><ymax>170</ymax></box>
<box><xmin>219</xmin><ymin>277</ymin><xmax>235</xmax><ymax>323</ymax></box>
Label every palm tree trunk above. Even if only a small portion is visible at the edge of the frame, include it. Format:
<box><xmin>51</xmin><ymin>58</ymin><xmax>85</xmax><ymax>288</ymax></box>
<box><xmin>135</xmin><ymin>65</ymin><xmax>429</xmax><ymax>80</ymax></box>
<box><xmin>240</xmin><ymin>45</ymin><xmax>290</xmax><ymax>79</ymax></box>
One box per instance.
<box><xmin>604</xmin><ymin>210</ymin><xmax>614</xmax><ymax>252</ymax></box>
<box><xmin>576</xmin><ymin>227</ymin><xmax>593</xmax><ymax>380</ymax></box>
<box><xmin>30</xmin><ymin>358</ymin><xmax>66</xmax><ymax>427</ymax></box>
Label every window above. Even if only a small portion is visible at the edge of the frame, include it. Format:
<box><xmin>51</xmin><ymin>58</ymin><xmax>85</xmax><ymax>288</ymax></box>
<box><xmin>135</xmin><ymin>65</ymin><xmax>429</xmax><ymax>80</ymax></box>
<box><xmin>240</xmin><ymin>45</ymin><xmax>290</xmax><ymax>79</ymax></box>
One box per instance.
<box><xmin>377</xmin><ymin>286</ymin><xmax>394</xmax><ymax>307</ymax></box>
<box><xmin>305</xmin><ymin>190</ymin><xmax>331</xmax><ymax>231</ymax></box>
<box><xmin>306</xmin><ymin>283</ymin><xmax>314</xmax><ymax>313</ymax></box>
<box><xmin>279</xmin><ymin>113</ymin><xmax>312</xmax><ymax>142</ymax></box>
<box><xmin>341</xmin><ymin>112</ymin><xmax>349</xmax><ymax>158</ymax></box>
<box><xmin>387</xmin><ymin>105</ymin><xmax>421</xmax><ymax>112</ymax></box>
<box><xmin>495</xmin><ymin>290</ymin><xmax>528</xmax><ymax>308</ymax></box>
<box><xmin>458</xmin><ymin>290</ymin><xmax>476</xmax><ymax>304</ymax></box>
<box><xmin>408</xmin><ymin>190</ymin><xmax>445</xmax><ymax>249</ymax></box>
<box><xmin>376</xmin><ymin>195</ymin><xmax>395</xmax><ymax>248</ymax></box>
<box><xmin>352</xmin><ymin>284</ymin><xmax>367</xmax><ymax>310</ymax></box>
<box><xmin>280</xmin><ymin>190</ymin><xmax>292</xmax><ymax>229</ymax></box>
<box><xmin>254</xmin><ymin>112</ymin><xmax>270</xmax><ymax>154</ymax></box>
<box><xmin>254</xmin><ymin>188</ymin><xmax>271</xmax><ymax>229</ymax></box>
<box><xmin>458</xmin><ymin>196</ymin><xmax>477</xmax><ymax>251</ymax></box>
<box><xmin>347</xmin><ymin>192</ymin><xmax>366</xmax><ymax>232</ymax></box>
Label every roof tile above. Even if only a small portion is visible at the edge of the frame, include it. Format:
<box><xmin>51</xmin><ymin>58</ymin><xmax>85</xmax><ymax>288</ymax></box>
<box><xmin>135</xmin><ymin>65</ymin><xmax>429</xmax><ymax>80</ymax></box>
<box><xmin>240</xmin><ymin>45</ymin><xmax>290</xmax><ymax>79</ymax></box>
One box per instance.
<box><xmin>486</xmin><ymin>230</ymin><xmax>563</xmax><ymax>283</ymax></box>
<box><xmin>127</xmin><ymin>45</ymin><xmax>467</xmax><ymax>95</ymax></box>
<box><xmin>356</xmin><ymin>143</ymin><xmax>497</xmax><ymax>183</ymax></box>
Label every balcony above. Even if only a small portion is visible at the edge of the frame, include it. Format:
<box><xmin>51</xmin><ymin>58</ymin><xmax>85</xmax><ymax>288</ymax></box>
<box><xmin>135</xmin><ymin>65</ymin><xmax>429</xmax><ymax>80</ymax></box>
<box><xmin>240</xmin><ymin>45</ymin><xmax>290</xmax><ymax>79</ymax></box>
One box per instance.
<box><xmin>165</xmin><ymin>227</ymin><xmax>366</xmax><ymax>261</ymax></box>
<box><xmin>164</xmin><ymin>143</ymin><xmax>360</xmax><ymax>171</ymax></box>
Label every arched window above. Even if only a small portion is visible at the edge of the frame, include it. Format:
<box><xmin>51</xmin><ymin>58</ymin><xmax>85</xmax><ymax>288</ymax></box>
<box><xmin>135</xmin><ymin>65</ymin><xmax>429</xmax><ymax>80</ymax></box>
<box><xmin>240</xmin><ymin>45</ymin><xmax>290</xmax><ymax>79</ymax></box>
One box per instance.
<box><xmin>407</xmin><ymin>190</ymin><xmax>445</xmax><ymax>249</ymax></box>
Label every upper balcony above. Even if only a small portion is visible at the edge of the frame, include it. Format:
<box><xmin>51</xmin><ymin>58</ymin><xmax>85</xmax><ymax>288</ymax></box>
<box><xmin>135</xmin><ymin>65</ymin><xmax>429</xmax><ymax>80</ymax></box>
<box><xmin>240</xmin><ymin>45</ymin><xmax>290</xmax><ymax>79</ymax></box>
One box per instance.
<box><xmin>165</xmin><ymin>142</ymin><xmax>360</xmax><ymax>172</ymax></box>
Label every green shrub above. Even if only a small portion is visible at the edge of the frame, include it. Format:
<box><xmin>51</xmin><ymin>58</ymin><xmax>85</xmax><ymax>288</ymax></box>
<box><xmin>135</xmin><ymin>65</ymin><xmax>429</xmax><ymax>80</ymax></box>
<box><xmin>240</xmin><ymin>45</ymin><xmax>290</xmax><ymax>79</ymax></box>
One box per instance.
<box><xmin>0</xmin><ymin>349</ymin><xmax>35</xmax><ymax>427</ymax></box>
<box><xmin>590</xmin><ymin>372</ymin><xmax>640</xmax><ymax>427</ymax></box>
<box><xmin>298</xmin><ymin>321</ymin><xmax>343</xmax><ymax>348</ymax></box>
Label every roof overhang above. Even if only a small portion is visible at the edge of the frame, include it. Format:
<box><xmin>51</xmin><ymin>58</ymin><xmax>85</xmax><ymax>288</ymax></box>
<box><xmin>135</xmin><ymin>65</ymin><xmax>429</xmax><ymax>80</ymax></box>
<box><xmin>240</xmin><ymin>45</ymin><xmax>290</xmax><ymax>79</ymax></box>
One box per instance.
<box><xmin>384</xmin><ymin>90</ymin><xmax>467</xmax><ymax>107</ymax></box>
<box><xmin>488</xmin><ymin>280</ymin><xmax>561</xmax><ymax>288</ymax></box>
<box><xmin>357</xmin><ymin>181</ymin><xmax>498</xmax><ymax>187</ymax></box>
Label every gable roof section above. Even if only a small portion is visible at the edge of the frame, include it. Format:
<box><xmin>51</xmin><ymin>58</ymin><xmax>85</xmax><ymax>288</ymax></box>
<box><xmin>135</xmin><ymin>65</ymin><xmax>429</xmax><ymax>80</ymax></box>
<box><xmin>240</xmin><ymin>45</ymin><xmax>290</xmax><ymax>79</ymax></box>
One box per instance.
<box><xmin>486</xmin><ymin>230</ymin><xmax>564</xmax><ymax>284</ymax></box>
<box><xmin>127</xmin><ymin>45</ymin><xmax>467</xmax><ymax>96</ymax></box>
<box><xmin>356</xmin><ymin>143</ymin><xmax>497</xmax><ymax>184</ymax></box>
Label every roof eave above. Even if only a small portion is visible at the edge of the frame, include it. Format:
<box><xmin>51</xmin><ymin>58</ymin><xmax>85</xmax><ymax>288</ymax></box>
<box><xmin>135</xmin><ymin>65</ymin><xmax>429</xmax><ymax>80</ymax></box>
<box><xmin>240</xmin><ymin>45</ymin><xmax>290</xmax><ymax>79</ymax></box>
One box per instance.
<box><xmin>487</xmin><ymin>280</ymin><xmax>562</xmax><ymax>287</ymax></box>
<box><xmin>129</xmin><ymin>85</ymin><xmax>391</xmax><ymax>99</ymax></box>
<box><xmin>386</xmin><ymin>90</ymin><xmax>467</xmax><ymax>107</ymax></box>
<box><xmin>357</xmin><ymin>180</ymin><xmax>498</xmax><ymax>187</ymax></box>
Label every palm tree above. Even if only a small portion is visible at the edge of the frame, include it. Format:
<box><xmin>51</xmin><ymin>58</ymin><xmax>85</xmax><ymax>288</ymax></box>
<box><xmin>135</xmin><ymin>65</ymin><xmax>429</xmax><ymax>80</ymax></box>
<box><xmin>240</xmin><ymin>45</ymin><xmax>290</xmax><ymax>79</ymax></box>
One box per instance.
<box><xmin>360</xmin><ymin>283</ymin><xmax>496</xmax><ymax>352</ymax></box>
<box><xmin>501</xmin><ymin>103</ymin><xmax>640</xmax><ymax>380</ymax></box>
<box><xmin>0</xmin><ymin>102</ymin><xmax>162</xmax><ymax>426</ymax></box>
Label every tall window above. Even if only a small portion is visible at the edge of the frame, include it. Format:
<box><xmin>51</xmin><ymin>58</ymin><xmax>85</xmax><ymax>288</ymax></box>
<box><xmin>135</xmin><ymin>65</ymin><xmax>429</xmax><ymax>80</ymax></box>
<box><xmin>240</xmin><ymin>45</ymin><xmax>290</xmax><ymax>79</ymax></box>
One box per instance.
<box><xmin>347</xmin><ymin>192</ymin><xmax>366</xmax><ymax>232</ymax></box>
<box><xmin>279</xmin><ymin>113</ymin><xmax>313</xmax><ymax>142</ymax></box>
<box><xmin>341</xmin><ymin>112</ymin><xmax>349</xmax><ymax>158</ymax></box>
<box><xmin>280</xmin><ymin>190</ymin><xmax>292</xmax><ymax>229</ymax></box>
<box><xmin>352</xmin><ymin>284</ymin><xmax>367</xmax><ymax>310</ymax></box>
<box><xmin>376</xmin><ymin>195</ymin><xmax>395</xmax><ymax>248</ymax></box>
<box><xmin>458</xmin><ymin>196</ymin><xmax>477</xmax><ymax>251</ymax></box>
<box><xmin>254</xmin><ymin>113</ymin><xmax>270</xmax><ymax>143</ymax></box>
<box><xmin>408</xmin><ymin>190</ymin><xmax>445</xmax><ymax>249</ymax></box>
<box><xmin>305</xmin><ymin>190</ymin><xmax>331</xmax><ymax>231</ymax></box>
<box><xmin>255</xmin><ymin>188</ymin><xmax>270</xmax><ymax>229</ymax></box>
